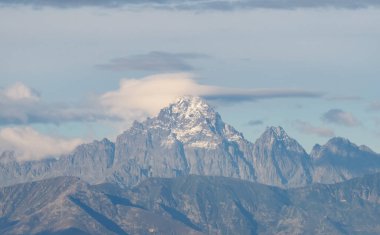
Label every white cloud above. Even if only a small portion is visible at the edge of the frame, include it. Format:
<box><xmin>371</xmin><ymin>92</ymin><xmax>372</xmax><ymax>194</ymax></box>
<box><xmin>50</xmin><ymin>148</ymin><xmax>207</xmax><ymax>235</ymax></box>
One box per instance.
<box><xmin>99</xmin><ymin>73</ymin><xmax>208</xmax><ymax>121</ymax></box>
<box><xmin>0</xmin><ymin>127</ymin><xmax>83</xmax><ymax>161</ymax></box>
<box><xmin>2</xmin><ymin>82</ymin><xmax>40</xmax><ymax>102</ymax></box>
<box><xmin>99</xmin><ymin>73</ymin><xmax>321</xmax><ymax>128</ymax></box>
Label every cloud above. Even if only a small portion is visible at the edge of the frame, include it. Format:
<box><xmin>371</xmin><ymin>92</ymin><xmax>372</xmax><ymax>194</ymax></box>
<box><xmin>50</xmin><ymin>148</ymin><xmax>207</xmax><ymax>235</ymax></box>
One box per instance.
<box><xmin>1</xmin><ymin>82</ymin><xmax>40</xmax><ymax>102</ymax></box>
<box><xmin>1</xmin><ymin>76</ymin><xmax>321</xmax><ymax>129</ymax></box>
<box><xmin>0</xmin><ymin>127</ymin><xmax>83</xmax><ymax>161</ymax></box>
<box><xmin>99</xmin><ymin>73</ymin><xmax>208</xmax><ymax>126</ymax></box>
<box><xmin>293</xmin><ymin>120</ymin><xmax>335</xmax><ymax>137</ymax></box>
<box><xmin>191</xmin><ymin>0</ymin><xmax>380</xmax><ymax>10</ymax></box>
<box><xmin>325</xmin><ymin>95</ymin><xmax>362</xmax><ymax>101</ymax></box>
<box><xmin>322</xmin><ymin>109</ymin><xmax>360</xmax><ymax>127</ymax></box>
<box><xmin>96</xmin><ymin>51</ymin><xmax>208</xmax><ymax>72</ymax></box>
<box><xmin>0</xmin><ymin>75</ymin><xmax>322</xmax><ymax>160</ymax></box>
<box><xmin>247</xmin><ymin>120</ymin><xmax>264</xmax><ymax>126</ymax></box>
<box><xmin>1</xmin><ymin>0</ymin><xmax>379</xmax><ymax>10</ymax></box>
<box><xmin>0</xmin><ymin>82</ymin><xmax>118</xmax><ymax>125</ymax></box>
<box><xmin>203</xmin><ymin>88</ymin><xmax>321</xmax><ymax>102</ymax></box>
<box><xmin>99</xmin><ymin>73</ymin><xmax>322</xmax><ymax>127</ymax></box>
<box><xmin>0</xmin><ymin>102</ymin><xmax>117</xmax><ymax>125</ymax></box>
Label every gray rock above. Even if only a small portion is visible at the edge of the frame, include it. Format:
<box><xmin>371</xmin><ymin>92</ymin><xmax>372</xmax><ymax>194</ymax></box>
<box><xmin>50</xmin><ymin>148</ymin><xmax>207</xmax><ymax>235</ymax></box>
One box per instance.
<box><xmin>311</xmin><ymin>137</ymin><xmax>380</xmax><ymax>184</ymax></box>
<box><xmin>252</xmin><ymin>126</ymin><xmax>313</xmax><ymax>187</ymax></box>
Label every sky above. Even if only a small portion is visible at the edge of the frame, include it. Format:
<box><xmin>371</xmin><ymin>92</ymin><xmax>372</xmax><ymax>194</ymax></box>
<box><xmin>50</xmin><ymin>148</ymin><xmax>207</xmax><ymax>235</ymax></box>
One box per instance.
<box><xmin>0</xmin><ymin>0</ymin><xmax>380</xmax><ymax>160</ymax></box>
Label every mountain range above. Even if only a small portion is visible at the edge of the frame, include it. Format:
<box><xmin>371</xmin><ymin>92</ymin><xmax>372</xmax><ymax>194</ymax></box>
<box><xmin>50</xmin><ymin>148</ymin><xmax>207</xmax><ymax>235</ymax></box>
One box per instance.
<box><xmin>2</xmin><ymin>96</ymin><xmax>380</xmax><ymax>234</ymax></box>
<box><xmin>1</xmin><ymin>96</ymin><xmax>380</xmax><ymax>189</ymax></box>
<box><xmin>1</xmin><ymin>173</ymin><xmax>380</xmax><ymax>235</ymax></box>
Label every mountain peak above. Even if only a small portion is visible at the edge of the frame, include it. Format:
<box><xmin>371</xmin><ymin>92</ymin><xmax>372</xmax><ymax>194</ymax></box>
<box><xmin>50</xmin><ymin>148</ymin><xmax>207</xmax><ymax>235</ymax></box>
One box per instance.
<box><xmin>168</xmin><ymin>96</ymin><xmax>214</xmax><ymax>119</ymax></box>
<box><xmin>156</xmin><ymin>96</ymin><xmax>214</xmax><ymax>120</ymax></box>
<box><xmin>311</xmin><ymin>137</ymin><xmax>377</xmax><ymax>160</ymax></box>
<box><xmin>126</xmin><ymin>96</ymin><xmax>245</xmax><ymax>148</ymax></box>
<box><xmin>175</xmin><ymin>95</ymin><xmax>205</xmax><ymax>105</ymax></box>
<box><xmin>156</xmin><ymin>96</ymin><xmax>219</xmax><ymax>131</ymax></box>
<box><xmin>323</xmin><ymin>137</ymin><xmax>359</xmax><ymax>154</ymax></box>
<box><xmin>255</xmin><ymin>126</ymin><xmax>307</xmax><ymax>156</ymax></box>
<box><xmin>326</xmin><ymin>137</ymin><xmax>352</xmax><ymax>147</ymax></box>
<box><xmin>264</xmin><ymin>126</ymin><xmax>290</xmax><ymax>141</ymax></box>
<box><xmin>253</xmin><ymin>126</ymin><xmax>311</xmax><ymax>186</ymax></box>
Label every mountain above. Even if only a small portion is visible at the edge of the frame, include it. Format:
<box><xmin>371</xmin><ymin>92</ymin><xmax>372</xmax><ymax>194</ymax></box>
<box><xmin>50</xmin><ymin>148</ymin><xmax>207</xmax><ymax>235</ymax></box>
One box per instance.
<box><xmin>2</xmin><ymin>174</ymin><xmax>380</xmax><ymax>235</ymax></box>
<box><xmin>252</xmin><ymin>126</ymin><xmax>312</xmax><ymax>187</ymax></box>
<box><xmin>0</xmin><ymin>139</ymin><xmax>114</xmax><ymax>187</ymax></box>
<box><xmin>110</xmin><ymin>96</ymin><xmax>256</xmax><ymax>187</ymax></box>
<box><xmin>1</xmin><ymin>96</ymin><xmax>257</xmax><ymax>188</ymax></box>
<box><xmin>0</xmin><ymin>176</ymin><xmax>202</xmax><ymax>235</ymax></box>
<box><xmin>311</xmin><ymin>137</ymin><xmax>380</xmax><ymax>184</ymax></box>
<box><xmin>1</xmin><ymin>96</ymin><xmax>380</xmax><ymax>189</ymax></box>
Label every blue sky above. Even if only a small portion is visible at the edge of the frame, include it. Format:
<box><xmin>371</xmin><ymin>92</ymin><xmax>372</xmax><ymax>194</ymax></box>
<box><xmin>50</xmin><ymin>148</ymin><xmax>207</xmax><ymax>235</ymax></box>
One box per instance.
<box><xmin>0</xmin><ymin>1</ymin><xmax>380</xmax><ymax>159</ymax></box>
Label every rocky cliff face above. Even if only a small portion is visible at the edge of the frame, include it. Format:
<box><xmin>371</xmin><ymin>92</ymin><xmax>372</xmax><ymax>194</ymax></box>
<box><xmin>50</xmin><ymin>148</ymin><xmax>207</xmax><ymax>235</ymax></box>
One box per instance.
<box><xmin>1</xmin><ymin>96</ymin><xmax>380</xmax><ymax>189</ymax></box>
<box><xmin>252</xmin><ymin>126</ymin><xmax>313</xmax><ymax>187</ymax></box>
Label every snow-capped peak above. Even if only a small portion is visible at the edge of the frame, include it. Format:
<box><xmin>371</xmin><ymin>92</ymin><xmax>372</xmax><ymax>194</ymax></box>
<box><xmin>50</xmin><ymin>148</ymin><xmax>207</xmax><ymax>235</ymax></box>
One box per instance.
<box><xmin>142</xmin><ymin>96</ymin><xmax>244</xmax><ymax>148</ymax></box>
<box><xmin>156</xmin><ymin>96</ymin><xmax>217</xmax><ymax>126</ymax></box>
<box><xmin>170</xmin><ymin>96</ymin><xmax>214</xmax><ymax>119</ymax></box>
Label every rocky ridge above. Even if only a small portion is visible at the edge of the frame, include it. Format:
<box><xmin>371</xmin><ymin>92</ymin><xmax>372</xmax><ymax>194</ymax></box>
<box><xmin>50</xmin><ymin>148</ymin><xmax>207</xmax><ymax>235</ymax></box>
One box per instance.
<box><xmin>1</xmin><ymin>96</ymin><xmax>380</xmax><ymax>189</ymax></box>
<box><xmin>2</xmin><ymin>174</ymin><xmax>380</xmax><ymax>235</ymax></box>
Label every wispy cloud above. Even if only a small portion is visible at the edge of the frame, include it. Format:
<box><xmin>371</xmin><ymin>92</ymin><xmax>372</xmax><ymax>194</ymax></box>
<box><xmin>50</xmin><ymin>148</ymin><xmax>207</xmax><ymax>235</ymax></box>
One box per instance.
<box><xmin>0</xmin><ymin>127</ymin><xmax>83</xmax><ymax>161</ymax></box>
<box><xmin>293</xmin><ymin>120</ymin><xmax>335</xmax><ymax>137</ymax></box>
<box><xmin>96</xmin><ymin>51</ymin><xmax>208</xmax><ymax>72</ymax></box>
<box><xmin>203</xmin><ymin>88</ymin><xmax>322</xmax><ymax>102</ymax></box>
<box><xmin>0</xmin><ymin>83</ymin><xmax>118</xmax><ymax>125</ymax></box>
<box><xmin>247</xmin><ymin>119</ymin><xmax>264</xmax><ymax>126</ymax></box>
<box><xmin>325</xmin><ymin>95</ymin><xmax>362</xmax><ymax>101</ymax></box>
<box><xmin>322</xmin><ymin>109</ymin><xmax>360</xmax><ymax>127</ymax></box>
<box><xmin>1</xmin><ymin>0</ymin><xmax>379</xmax><ymax>10</ymax></box>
